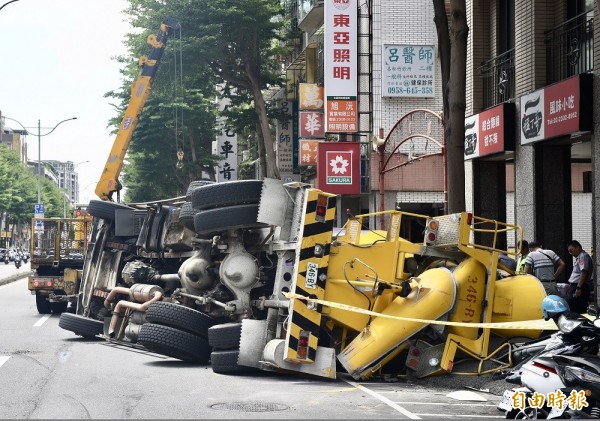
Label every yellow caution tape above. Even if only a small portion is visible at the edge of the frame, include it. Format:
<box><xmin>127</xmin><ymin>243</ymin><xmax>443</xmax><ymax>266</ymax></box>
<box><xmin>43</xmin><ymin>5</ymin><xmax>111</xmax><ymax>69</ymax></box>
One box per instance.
<box><xmin>283</xmin><ymin>292</ymin><xmax>557</xmax><ymax>330</ymax></box>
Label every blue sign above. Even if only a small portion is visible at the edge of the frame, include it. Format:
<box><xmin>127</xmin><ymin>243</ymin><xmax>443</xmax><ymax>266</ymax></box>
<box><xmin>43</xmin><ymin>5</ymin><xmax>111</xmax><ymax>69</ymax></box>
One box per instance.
<box><xmin>34</xmin><ymin>204</ymin><xmax>44</xmax><ymax>214</ymax></box>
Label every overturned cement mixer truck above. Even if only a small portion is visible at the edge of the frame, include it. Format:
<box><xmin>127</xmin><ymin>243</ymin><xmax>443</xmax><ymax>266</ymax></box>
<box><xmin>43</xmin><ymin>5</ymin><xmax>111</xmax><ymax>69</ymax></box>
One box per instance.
<box><xmin>59</xmin><ymin>178</ymin><xmax>547</xmax><ymax>379</ymax></box>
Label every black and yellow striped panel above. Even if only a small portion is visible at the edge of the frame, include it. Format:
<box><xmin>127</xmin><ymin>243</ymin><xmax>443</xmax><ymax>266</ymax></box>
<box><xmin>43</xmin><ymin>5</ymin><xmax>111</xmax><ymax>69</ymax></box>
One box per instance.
<box><xmin>284</xmin><ymin>189</ymin><xmax>336</xmax><ymax>363</ymax></box>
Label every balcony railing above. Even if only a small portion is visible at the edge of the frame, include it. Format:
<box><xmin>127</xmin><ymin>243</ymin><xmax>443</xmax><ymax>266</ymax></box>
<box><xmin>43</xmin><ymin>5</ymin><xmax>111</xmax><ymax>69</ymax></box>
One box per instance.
<box><xmin>545</xmin><ymin>11</ymin><xmax>594</xmax><ymax>84</ymax></box>
<box><xmin>478</xmin><ymin>49</ymin><xmax>515</xmax><ymax>110</ymax></box>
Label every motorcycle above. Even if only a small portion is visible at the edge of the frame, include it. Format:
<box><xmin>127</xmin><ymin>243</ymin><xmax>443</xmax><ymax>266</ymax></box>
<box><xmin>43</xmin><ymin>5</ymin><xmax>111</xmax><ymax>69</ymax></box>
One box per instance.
<box><xmin>546</xmin><ymin>352</ymin><xmax>600</xmax><ymax>419</ymax></box>
<box><xmin>498</xmin><ymin>310</ymin><xmax>600</xmax><ymax>418</ymax></box>
<box><xmin>14</xmin><ymin>253</ymin><xmax>21</xmax><ymax>269</ymax></box>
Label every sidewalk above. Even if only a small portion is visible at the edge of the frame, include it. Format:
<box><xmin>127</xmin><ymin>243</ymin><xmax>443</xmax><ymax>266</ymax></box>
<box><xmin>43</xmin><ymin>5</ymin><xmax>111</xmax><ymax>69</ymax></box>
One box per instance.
<box><xmin>0</xmin><ymin>267</ymin><xmax>33</xmax><ymax>287</ymax></box>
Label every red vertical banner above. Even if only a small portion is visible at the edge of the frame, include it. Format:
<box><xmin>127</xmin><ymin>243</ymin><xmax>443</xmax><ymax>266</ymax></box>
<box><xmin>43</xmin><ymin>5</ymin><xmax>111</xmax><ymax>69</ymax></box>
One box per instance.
<box><xmin>299</xmin><ymin>139</ymin><xmax>320</xmax><ymax>166</ymax></box>
<box><xmin>299</xmin><ymin>111</ymin><xmax>325</xmax><ymax>138</ymax></box>
<box><xmin>317</xmin><ymin>142</ymin><xmax>360</xmax><ymax>194</ymax></box>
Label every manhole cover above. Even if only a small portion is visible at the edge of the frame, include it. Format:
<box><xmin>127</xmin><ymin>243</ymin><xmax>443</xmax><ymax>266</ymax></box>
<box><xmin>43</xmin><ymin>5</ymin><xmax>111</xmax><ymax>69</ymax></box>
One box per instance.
<box><xmin>210</xmin><ymin>402</ymin><xmax>288</xmax><ymax>412</ymax></box>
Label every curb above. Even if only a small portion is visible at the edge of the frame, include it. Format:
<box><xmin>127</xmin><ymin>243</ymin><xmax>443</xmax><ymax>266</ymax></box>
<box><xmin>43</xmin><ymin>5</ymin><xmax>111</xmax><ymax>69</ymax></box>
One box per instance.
<box><xmin>0</xmin><ymin>271</ymin><xmax>33</xmax><ymax>287</ymax></box>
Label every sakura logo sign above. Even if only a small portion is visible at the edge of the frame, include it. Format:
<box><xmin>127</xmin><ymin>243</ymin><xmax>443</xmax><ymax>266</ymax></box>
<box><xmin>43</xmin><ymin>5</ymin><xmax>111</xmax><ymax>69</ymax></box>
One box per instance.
<box><xmin>328</xmin><ymin>153</ymin><xmax>350</xmax><ymax>182</ymax></box>
<box><xmin>318</xmin><ymin>141</ymin><xmax>360</xmax><ymax>194</ymax></box>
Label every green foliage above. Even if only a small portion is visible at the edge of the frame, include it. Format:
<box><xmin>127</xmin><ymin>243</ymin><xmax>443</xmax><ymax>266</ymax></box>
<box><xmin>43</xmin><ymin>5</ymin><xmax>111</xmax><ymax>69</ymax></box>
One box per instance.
<box><xmin>0</xmin><ymin>144</ymin><xmax>64</xmax><ymax>224</ymax></box>
<box><xmin>107</xmin><ymin>0</ymin><xmax>286</xmax><ymax>201</ymax></box>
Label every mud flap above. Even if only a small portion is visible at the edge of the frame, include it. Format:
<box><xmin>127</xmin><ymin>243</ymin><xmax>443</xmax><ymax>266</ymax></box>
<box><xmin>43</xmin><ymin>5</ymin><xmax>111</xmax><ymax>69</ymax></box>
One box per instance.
<box><xmin>262</xmin><ymin>339</ymin><xmax>336</xmax><ymax>379</ymax></box>
<box><xmin>238</xmin><ymin>319</ymin><xmax>269</xmax><ymax>369</ymax></box>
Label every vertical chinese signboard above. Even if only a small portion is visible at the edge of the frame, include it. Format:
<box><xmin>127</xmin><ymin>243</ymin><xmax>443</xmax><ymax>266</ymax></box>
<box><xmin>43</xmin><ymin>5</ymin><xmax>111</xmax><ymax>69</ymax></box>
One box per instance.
<box><xmin>382</xmin><ymin>44</ymin><xmax>435</xmax><ymax>97</ymax></box>
<box><xmin>214</xmin><ymin>97</ymin><xmax>238</xmax><ymax>182</ymax></box>
<box><xmin>298</xmin><ymin>83</ymin><xmax>324</xmax><ymax>168</ymax></box>
<box><xmin>299</xmin><ymin>139</ymin><xmax>319</xmax><ymax>166</ymax></box>
<box><xmin>276</xmin><ymin>99</ymin><xmax>294</xmax><ymax>174</ymax></box>
<box><xmin>299</xmin><ymin>111</ymin><xmax>325</xmax><ymax>138</ymax></box>
<box><xmin>317</xmin><ymin>141</ymin><xmax>360</xmax><ymax>194</ymax></box>
<box><xmin>325</xmin><ymin>0</ymin><xmax>357</xmax><ymax>133</ymax></box>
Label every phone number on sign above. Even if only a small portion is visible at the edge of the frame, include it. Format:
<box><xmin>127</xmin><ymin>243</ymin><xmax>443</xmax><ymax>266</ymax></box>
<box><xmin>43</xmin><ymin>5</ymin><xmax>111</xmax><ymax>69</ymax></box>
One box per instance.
<box><xmin>547</xmin><ymin>111</ymin><xmax>577</xmax><ymax>125</ymax></box>
<box><xmin>387</xmin><ymin>87</ymin><xmax>433</xmax><ymax>95</ymax></box>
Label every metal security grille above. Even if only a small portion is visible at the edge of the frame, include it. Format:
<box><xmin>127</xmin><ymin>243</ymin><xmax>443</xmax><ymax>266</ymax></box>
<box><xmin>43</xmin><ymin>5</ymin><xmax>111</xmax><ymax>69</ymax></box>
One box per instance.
<box><xmin>545</xmin><ymin>11</ymin><xmax>594</xmax><ymax>84</ymax></box>
<box><xmin>478</xmin><ymin>49</ymin><xmax>515</xmax><ymax>110</ymax></box>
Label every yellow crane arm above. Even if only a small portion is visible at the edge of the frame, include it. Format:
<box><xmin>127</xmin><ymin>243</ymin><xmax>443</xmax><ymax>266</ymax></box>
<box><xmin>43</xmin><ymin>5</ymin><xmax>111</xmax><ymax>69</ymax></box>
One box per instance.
<box><xmin>95</xmin><ymin>19</ymin><xmax>179</xmax><ymax>202</ymax></box>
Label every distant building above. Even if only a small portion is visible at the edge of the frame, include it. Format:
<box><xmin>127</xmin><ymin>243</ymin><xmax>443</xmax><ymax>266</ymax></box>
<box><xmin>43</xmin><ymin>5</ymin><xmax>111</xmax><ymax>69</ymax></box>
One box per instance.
<box><xmin>44</xmin><ymin>160</ymin><xmax>82</xmax><ymax>204</ymax></box>
<box><xmin>0</xmin><ymin>124</ymin><xmax>28</xmax><ymax>164</ymax></box>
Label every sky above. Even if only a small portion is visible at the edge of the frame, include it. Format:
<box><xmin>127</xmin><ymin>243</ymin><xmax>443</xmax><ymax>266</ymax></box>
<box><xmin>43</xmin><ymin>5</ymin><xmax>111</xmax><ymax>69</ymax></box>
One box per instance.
<box><xmin>0</xmin><ymin>0</ymin><xmax>132</xmax><ymax>204</ymax></box>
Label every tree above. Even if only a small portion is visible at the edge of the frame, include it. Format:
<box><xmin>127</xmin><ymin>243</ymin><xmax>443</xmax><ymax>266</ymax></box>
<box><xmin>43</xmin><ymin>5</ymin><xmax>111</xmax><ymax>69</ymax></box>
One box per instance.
<box><xmin>156</xmin><ymin>0</ymin><xmax>286</xmax><ymax>179</ymax></box>
<box><xmin>0</xmin><ymin>144</ymin><xmax>64</xmax><ymax>248</ymax></box>
<box><xmin>105</xmin><ymin>9</ymin><xmax>220</xmax><ymax>201</ymax></box>
<box><xmin>433</xmin><ymin>0</ymin><xmax>468</xmax><ymax>213</ymax></box>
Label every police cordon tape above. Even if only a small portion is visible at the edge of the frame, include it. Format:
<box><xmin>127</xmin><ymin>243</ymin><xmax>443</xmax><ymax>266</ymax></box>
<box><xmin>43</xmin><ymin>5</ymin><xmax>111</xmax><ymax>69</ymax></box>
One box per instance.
<box><xmin>283</xmin><ymin>291</ymin><xmax>558</xmax><ymax>330</ymax></box>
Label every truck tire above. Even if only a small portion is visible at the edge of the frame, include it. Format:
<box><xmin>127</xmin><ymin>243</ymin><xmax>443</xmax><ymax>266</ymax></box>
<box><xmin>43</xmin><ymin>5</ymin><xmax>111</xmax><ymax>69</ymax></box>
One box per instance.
<box><xmin>210</xmin><ymin>350</ymin><xmax>253</xmax><ymax>375</ymax></box>
<box><xmin>51</xmin><ymin>302</ymin><xmax>68</xmax><ymax>314</ymax></box>
<box><xmin>88</xmin><ymin>200</ymin><xmax>134</xmax><ymax>221</ymax></box>
<box><xmin>35</xmin><ymin>292</ymin><xmax>51</xmax><ymax>314</ymax></box>
<box><xmin>138</xmin><ymin>323</ymin><xmax>211</xmax><ymax>363</ymax></box>
<box><xmin>190</xmin><ymin>180</ymin><xmax>263</xmax><ymax>210</ymax></box>
<box><xmin>58</xmin><ymin>313</ymin><xmax>104</xmax><ymax>339</ymax></box>
<box><xmin>186</xmin><ymin>180</ymin><xmax>214</xmax><ymax>197</ymax></box>
<box><xmin>193</xmin><ymin>204</ymin><xmax>267</xmax><ymax>235</ymax></box>
<box><xmin>208</xmin><ymin>323</ymin><xmax>242</xmax><ymax>350</ymax></box>
<box><xmin>178</xmin><ymin>202</ymin><xmax>196</xmax><ymax>230</ymax></box>
<box><xmin>145</xmin><ymin>302</ymin><xmax>216</xmax><ymax>337</ymax></box>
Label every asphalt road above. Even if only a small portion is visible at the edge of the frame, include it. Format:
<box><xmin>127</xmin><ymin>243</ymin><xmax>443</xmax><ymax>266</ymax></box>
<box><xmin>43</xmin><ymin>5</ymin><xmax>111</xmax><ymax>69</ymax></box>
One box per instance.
<box><xmin>0</xmin><ymin>274</ymin><xmax>508</xmax><ymax>419</ymax></box>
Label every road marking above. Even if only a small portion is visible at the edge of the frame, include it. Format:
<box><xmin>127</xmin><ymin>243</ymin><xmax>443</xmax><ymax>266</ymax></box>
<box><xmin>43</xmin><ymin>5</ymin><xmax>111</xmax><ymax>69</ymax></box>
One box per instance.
<box><xmin>345</xmin><ymin>380</ymin><xmax>421</xmax><ymax>419</ymax></box>
<box><xmin>0</xmin><ymin>356</ymin><xmax>9</xmax><ymax>368</ymax></box>
<box><xmin>394</xmin><ymin>402</ymin><xmax>498</xmax><ymax>407</ymax></box>
<box><xmin>413</xmin><ymin>414</ymin><xmax>503</xmax><ymax>419</ymax></box>
<box><xmin>34</xmin><ymin>315</ymin><xmax>51</xmax><ymax>327</ymax></box>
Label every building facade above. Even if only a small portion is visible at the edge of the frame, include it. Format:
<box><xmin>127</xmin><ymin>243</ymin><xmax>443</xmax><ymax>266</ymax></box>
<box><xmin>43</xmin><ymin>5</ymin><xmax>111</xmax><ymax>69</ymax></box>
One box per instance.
<box><xmin>44</xmin><ymin>160</ymin><xmax>82</xmax><ymax>205</ymax></box>
<box><xmin>281</xmin><ymin>0</ymin><xmax>598</xmax><ymax>287</ymax></box>
<box><xmin>465</xmin><ymin>0</ymin><xmax>596</xmax><ymax>284</ymax></box>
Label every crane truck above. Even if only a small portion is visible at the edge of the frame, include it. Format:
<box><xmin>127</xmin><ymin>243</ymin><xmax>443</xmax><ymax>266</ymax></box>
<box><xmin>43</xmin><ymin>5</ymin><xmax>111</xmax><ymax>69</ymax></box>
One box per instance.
<box><xmin>60</xmin><ymin>178</ymin><xmax>548</xmax><ymax>379</ymax></box>
<box><xmin>31</xmin><ymin>19</ymin><xmax>178</xmax><ymax>315</ymax></box>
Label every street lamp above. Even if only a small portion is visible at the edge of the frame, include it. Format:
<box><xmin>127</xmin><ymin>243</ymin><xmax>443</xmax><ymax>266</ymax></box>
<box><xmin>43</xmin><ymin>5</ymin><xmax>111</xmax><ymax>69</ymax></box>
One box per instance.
<box><xmin>0</xmin><ymin>0</ymin><xmax>20</xmax><ymax>12</ymax></box>
<box><xmin>3</xmin><ymin>116</ymin><xmax>77</xmax><ymax>207</ymax></box>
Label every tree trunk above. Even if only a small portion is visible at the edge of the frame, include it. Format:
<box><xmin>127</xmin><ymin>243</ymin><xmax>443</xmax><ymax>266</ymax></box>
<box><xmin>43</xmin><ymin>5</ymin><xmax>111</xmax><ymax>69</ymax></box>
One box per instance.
<box><xmin>446</xmin><ymin>0</ymin><xmax>468</xmax><ymax>213</ymax></box>
<box><xmin>433</xmin><ymin>0</ymin><xmax>468</xmax><ymax>213</ymax></box>
<box><xmin>255</xmin><ymin>121</ymin><xmax>267</xmax><ymax>179</ymax></box>
<box><xmin>246</xmin><ymin>62</ymin><xmax>280</xmax><ymax>180</ymax></box>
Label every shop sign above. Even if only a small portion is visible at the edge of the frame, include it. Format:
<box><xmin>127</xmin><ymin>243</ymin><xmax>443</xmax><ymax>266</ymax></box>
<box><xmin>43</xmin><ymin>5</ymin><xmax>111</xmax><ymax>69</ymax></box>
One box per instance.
<box><xmin>276</xmin><ymin>99</ymin><xmax>294</xmax><ymax>173</ymax></box>
<box><xmin>317</xmin><ymin>141</ymin><xmax>360</xmax><ymax>194</ymax></box>
<box><xmin>464</xmin><ymin>103</ymin><xmax>515</xmax><ymax>160</ymax></box>
<box><xmin>325</xmin><ymin>0</ymin><xmax>358</xmax><ymax>133</ymax></box>
<box><xmin>520</xmin><ymin>74</ymin><xmax>592</xmax><ymax>145</ymax></box>
<box><xmin>299</xmin><ymin>83</ymin><xmax>324</xmax><ymax>110</ymax></box>
<box><xmin>382</xmin><ymin>44</ymin><xmax>435</xmax><ymax>97</ymax></box>
<box><xmin>299</xmin><ymin>111</ymin><xmax>325</xmax><ymax>138</ymax></box>
<box><xmin>299</xmin><ymin>139</ymin><xmax>320</xmax><ymax>166</ymax></box>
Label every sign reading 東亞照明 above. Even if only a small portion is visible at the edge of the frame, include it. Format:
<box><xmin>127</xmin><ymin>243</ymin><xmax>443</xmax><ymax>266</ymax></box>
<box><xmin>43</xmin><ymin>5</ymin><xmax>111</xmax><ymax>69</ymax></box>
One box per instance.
<box><xmin>324</xmin><ymin>0</ymin><xmax>358</xmax><ymax>133</ymax></box>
